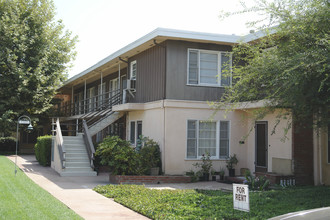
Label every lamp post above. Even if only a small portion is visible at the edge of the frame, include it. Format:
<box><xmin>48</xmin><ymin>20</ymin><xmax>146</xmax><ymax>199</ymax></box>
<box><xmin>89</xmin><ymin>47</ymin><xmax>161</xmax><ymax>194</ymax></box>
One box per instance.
<box><xmin>15</xmin><ymin>115</ymin><xmax>33</xmax><ymax>176</ymax></box>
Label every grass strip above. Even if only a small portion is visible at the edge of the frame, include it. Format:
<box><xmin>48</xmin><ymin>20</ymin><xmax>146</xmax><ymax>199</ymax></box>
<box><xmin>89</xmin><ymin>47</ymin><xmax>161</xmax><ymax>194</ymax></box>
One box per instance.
<box><xmin>94</xmin><ymin>184</ymin><xmax>330</xmax><ymax>219</ymax></box>
<box><xmin>0</xmin><ymin>155</ymin><xmax>82</xmax><ymax>220</ymax></box>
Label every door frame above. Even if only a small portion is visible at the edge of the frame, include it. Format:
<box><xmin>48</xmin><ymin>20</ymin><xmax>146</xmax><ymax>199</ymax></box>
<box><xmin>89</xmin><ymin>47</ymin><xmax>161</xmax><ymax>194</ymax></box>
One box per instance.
<box><xmin>255</xmin><ymin>121</ymin><xmax>268</xmax><ymax>173</ymax></box>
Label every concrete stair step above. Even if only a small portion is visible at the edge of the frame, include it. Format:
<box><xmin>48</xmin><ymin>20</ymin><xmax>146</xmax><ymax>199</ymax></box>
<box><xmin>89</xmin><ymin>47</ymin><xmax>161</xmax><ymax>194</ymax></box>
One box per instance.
<box><xmin>66</xmin><ymin>153</ymin><xmax>89</xmax><ymax>158</ymax></box>
<box><xmin>64</xmin><ymin>167</ymin><xmax>95</xmax><ymax>172</ymax></box>
<box><xmin>66</xmin><ymin>157</ymin><xmax>90</xmax><ymax>163</ymax></box>
<box><xmin>66</xmin><ymin>162</ymin><xmax>91</xmax><ymax>168</ymax></box>
<box><xmin>60</xmin><ymin>171</ymin><xmax>97</xmax><ymax>177</ymax></box>
<box><xmin>65</xmin><ymin>149</ymin><xmax>87</xmax><ymax>154</ymax></box>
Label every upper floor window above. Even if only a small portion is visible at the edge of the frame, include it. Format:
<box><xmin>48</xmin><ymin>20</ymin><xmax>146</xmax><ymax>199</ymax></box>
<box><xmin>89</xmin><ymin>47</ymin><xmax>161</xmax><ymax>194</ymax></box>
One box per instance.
<box><xmin>187</xmin><ymin>49</ymin><xmax>232</xmax><ymax>87</ymax></box>
<box><xmin>130</xmin><ymin>60</ymin><xmax>137</xmax><ymax>80</ymax></box>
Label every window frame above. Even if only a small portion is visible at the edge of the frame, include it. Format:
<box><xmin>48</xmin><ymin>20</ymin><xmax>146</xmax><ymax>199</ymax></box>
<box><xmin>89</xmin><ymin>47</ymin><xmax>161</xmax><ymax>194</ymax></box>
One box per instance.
<box><xmin>129</xmin><ymin>120</ymin><xmax>142</xmax><ymax>145</ymax></box>
<box><xmin>130</xmin><ymin>60</ymin><xmax>137</xmax><ymax>80</ymax></box>
<box><xmin>186</xmin><ymin>119</ymin><xmax>230</xmax><ymax>160</ymax></box>
<box><xmin>187</xmin><ymin>48</ymin><xmax>232</xmax><ymax>87</ymax></box>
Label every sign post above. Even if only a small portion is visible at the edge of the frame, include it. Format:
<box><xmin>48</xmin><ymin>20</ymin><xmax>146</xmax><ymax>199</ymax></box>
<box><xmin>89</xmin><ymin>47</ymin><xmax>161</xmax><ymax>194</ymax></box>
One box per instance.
<box><xmin>233</xmin><ymin>184</ymin><xmax>250</xmax><ymax>212</ymax></box>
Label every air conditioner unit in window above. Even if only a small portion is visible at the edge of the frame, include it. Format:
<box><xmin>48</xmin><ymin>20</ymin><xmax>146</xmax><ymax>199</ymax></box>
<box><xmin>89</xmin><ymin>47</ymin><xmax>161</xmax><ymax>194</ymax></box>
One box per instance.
<box><xmin>127</xmin><ymin>79</ymin><xmax>136</xmax><ymax>90</ymax></box>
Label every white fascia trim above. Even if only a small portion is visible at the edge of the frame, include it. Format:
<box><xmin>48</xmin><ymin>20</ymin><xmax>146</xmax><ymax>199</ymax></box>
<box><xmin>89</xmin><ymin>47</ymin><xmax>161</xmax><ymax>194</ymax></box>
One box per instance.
<box><xmin>62</xmin><ymin>28</ymin><xmax>241</xmax><ymax>87</ymax></box>
<box><xmin>112</xmin><ymin>99</ymin><xmax>273</xmax><ymax>112</ymax></box>
<box><xmin>243</xmin><ymin>26</ymin><xmax>278</xmax><ymax>43</ymax></box>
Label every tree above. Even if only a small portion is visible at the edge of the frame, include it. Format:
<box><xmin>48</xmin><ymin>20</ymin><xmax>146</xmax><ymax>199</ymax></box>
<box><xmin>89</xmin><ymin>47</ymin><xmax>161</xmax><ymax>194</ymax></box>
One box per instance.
<box><xmin>0</xmin><ymin>0</ymin><xmax>77</xmax><ymax>134</ymax></box>
<box><xmin>216</xmin><ymin>0</ymin><xmax>329</xmax><ymax>132</ymax></box>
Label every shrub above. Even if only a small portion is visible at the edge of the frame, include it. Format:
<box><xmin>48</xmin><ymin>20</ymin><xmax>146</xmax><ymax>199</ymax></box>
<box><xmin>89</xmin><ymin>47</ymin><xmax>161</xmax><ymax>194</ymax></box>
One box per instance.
<box><xmin>138</xmin><ymin>136</ymin><xmax>162</xmax><ymax>175</ymax></box>
<box><xmin>95</xmin><ymin>136</ymin><xmax>139</xmax><ymax>175</ymax></box>
<box><xmin>34</xmin><ymin>135</ymin><xmax>52</xmax><ymax>166</ymax></box>
<box><xmin>0</xmin><ymin>137</ymin><xmax>16</xmax><ymax>152</ymax></box>
<box><xmin>244</xmin><ymin>170</ymin><xmax>270</xmax><ymax>191</ymax></box>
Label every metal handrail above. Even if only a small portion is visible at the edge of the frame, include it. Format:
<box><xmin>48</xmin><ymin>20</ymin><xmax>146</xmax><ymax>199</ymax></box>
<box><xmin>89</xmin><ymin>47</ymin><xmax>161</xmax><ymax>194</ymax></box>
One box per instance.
<box><xmin>55</xmin><ymin>118</ymin><xmax>66</xmax><ymax>169</ymax></box>
<box><xmin>82</xmin><ymin>120</ymin><xmax>95</xmax><ymax>168</ymax></box>
<box><xmin>55</xmin><ymin>89</ymin><xmax>122</xmax><ymax>117</ymax></box>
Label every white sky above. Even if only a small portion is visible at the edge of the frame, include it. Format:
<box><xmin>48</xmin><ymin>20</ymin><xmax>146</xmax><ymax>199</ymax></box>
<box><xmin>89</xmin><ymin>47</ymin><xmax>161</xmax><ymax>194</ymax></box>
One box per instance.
<box><xmin>53</xmin><ymin>0</ymin><xmax>258</xmax><ymax>78</ymax></box>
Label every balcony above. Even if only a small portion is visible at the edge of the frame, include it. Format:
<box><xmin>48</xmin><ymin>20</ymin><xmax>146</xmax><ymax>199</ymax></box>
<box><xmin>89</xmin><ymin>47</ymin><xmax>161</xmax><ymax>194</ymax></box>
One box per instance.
<box><xmin>56</xmin><ymin>89</ymin><xmax>122</xmax><ymax>118</ymax></box>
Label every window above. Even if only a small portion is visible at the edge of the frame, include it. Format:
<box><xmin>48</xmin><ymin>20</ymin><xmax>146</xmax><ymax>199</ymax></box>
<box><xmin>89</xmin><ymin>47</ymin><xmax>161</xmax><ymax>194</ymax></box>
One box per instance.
<box><xmin>188</xmin><ymin>49</ymin><xmax>232</xmax><ymax>87</ymax></box>
<box><xmin>187</xmin><ymin>120</ymin><xmax>230</xmax><ymax>159</ymax></box>
<box><xmin>130</xmin><ymin>60</ymin><xmax>137</xmax><ymax>80</ymax></box>
<box><xmin>130</xmin><ymin>120</ymin><xmax>142</xmax><ymax>145</ymax></box>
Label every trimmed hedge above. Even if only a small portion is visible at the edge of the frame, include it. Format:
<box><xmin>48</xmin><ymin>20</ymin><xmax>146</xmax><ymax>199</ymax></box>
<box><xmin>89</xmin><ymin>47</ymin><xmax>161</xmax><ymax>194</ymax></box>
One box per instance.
<box><xmin>0</xmin><ymin>137</ymin><xmax>17</xmax><ymax>152</ymax></box>
<box><xmin>34</xmin><ymin>135</ymin><xmax>52</xmax><ymax>166</ymax></box>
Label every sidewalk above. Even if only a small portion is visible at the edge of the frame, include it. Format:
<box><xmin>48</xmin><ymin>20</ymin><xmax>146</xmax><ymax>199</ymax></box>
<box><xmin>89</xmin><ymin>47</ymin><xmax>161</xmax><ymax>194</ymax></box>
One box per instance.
<box><xmin>7</xmin><ymin>155</ymin><xmax>233</xmax><ymax>220</ymax></box>
<box><xmin>7</xmin><ymin>155</ymin><xmax>149</xmax><ymax>220</ymax></box>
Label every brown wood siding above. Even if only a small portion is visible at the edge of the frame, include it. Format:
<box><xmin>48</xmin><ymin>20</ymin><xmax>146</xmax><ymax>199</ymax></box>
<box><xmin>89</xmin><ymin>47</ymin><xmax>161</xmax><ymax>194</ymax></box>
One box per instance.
<box><xmin>129</xmin><ymin>44</ymin><xmax>166</xmax><ymax>103</ymax></box>
<box><xmin>73</xmin><ymin>69</ymin><xmax>127</xmax><ymax>95</ymax></box>
<box><xmin>165</xmin><ymin>40</ymin><xmax>232</xmax><ymax>102</ymax></box>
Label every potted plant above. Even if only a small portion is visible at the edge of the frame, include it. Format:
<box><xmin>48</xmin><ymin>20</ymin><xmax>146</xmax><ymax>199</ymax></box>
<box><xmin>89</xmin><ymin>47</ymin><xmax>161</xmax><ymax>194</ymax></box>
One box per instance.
<box><xmin>211</xmin><ymin>169</ymin><xmax>217</xmax><ymax>181</ymax></box>
<box><xmin>226</xmin><ymin>154</ymin><xmax>238</xmax><ymax>177</ymax></box>
<box><xmin>193</xmin><ymin>152</ymin><xmax>212</xmax><ymax>181</ymax></box>
<box><xmin>219</xmin><ymin>167</ymin><xmax>225</xmax><ymax>181</ymax></box>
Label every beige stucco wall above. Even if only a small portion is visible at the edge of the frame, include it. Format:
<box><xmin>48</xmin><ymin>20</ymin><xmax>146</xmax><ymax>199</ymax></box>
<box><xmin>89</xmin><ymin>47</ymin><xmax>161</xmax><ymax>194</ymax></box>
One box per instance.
<box><xmin>127</xmin><ymin>107</ymin><xmax>166</xmax><ymax>167</ymax></box>
<box><xmin>245</xmin><ymin>109</ymin><xmax>292</xmax><ymax>174</ymax></box>
<box><xmin>163</xmin><ymin>106</ymin><xmax>249</xmax><ymax>175</ymax></box>
<box><xmin>124</xmin><ymin>100</ymin><xmax>293</xmax><ymax>176</ymax></box>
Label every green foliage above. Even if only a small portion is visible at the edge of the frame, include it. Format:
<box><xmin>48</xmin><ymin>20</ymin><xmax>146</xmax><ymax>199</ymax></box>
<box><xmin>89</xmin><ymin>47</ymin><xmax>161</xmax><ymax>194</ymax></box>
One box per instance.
<box><xmin>226</xmin><ymin>154</ymin><xmax>238</xmax><ymax>170</ymax></box>
<box><xmin>244</xmin><ymin>170</ymin><xmax>270</xmax><ymax>191</ymax></box>
<box><xmin>95</xmin><ymin>136</ymin><xmax>139</xmax><ymax>175</ymax></box>
<box><xmin>138</xmin><ymin>136</ymin><xmax>162</xmax><ymax>175</ymax></box>
<box><xmin>216</xmin><ymin>0</ymin><xmax>329</xmax><ymax>131</ymax></box>
<box><xmin>219</xmin><ymin>167</ymin><xmax>225</xmax><ymax>177</ymax></box>
<box><xmin>185</xmin><ymin>170</ymin><xmax>199</xmax><ymax>182</ymax></box>
<box><xmin>0</xmin><ymin>137</ymin><xmax>16</xmax><ymax>152</ymax></box>
<box><xmin>0</xmin><ymin>0</ymin><xmax>77</xmax><ymax>133</ymax></box>
<box><xmin>193</xmin><ymin>152</ymin><xmax>213</xmax><ymax>175</ymax></box>
<box><xmin>94</xmin><ymin>184</ymin><xmax>330</xmax><ymax>219</ymax></box>
<box><xmin>0</xmin><ymin>156</ymin><xmax>82</xmax><ymax>219</ymax></box>
<box><xmin>34</xmin><ymin>135</ymin><xmax>52</xmax><ymax>166</ymax></box>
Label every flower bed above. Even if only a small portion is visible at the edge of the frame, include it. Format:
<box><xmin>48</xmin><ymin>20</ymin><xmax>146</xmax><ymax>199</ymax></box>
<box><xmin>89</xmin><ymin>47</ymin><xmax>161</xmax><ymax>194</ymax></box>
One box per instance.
<box><xmin>110</xmin><ymin>175</ymin><xmax>191</xmax><ymax>184</ymax></box>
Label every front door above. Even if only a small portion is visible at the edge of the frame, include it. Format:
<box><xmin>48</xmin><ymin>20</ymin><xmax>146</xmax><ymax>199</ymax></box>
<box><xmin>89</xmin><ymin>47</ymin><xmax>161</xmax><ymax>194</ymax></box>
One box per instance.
<box><xmin>255</xmin><ymin>121</ymin><xmax>268</xmax><ymax>172</ymax></box>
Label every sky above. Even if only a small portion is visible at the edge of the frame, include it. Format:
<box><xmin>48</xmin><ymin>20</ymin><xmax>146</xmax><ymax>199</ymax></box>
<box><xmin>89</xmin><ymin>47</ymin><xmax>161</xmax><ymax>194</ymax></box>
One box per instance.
<box><xmin>53</xmin><ymin>0</ymin><xmax>259</xmax><ymax>78</ymax></box>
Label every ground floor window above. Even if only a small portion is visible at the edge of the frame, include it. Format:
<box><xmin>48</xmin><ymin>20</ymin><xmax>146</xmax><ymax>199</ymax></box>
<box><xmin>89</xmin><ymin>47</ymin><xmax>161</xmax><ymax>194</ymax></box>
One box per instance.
<box><xmin>130</xmin><ymin>120</ymin><xmax>142</xmax><ymax>145</ymax></box>
<box><xmin>187</xmin><ymin>120</ymin><xmax>230</xmax><ymax>159</ymax></box>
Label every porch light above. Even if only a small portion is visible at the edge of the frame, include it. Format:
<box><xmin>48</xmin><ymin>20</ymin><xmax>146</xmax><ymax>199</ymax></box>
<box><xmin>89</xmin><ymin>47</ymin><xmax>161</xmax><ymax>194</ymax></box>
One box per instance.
<box><xmin>15</xmin><ymin>115</ymin><xmax>33</xmax><ymax>176</ymax></box>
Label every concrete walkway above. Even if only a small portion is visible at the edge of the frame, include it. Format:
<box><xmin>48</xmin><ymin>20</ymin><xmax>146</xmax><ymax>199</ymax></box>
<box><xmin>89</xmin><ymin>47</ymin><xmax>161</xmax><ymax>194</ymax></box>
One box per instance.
<box><xmin>7</xmin><ymin>155</ymin><xmax>149</xmax><ymax>220</ymax></box>
<box><xmin>7</xmin><ymin>155</ymin><xmax>233</xmax><ymax>220</ymax></box>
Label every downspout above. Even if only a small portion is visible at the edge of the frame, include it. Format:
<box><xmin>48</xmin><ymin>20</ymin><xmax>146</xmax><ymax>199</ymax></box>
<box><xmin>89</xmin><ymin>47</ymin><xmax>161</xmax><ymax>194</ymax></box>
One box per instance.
<box><xmin>84</xmin><ymin>80</ymin><xmax>87</xmax><ymax>114</ymax></box>
<box><xmin>71</xmin><ymin>86</ymin><xmax>74</xmax><ymax>116</ymax></box>
<box><xmin>119</xmin><ymin>57</ymin><xmax>129</xmax><ymax>103</ymax></box>
<box><xmin>118</xmin><ymin>63</ymin><xmax>121</xmax><ymax>91</ymax></box>
<box><xmin>162</xmin><ymin>41</ymin><xmax>167</xmax><ymax>174</ymax></box>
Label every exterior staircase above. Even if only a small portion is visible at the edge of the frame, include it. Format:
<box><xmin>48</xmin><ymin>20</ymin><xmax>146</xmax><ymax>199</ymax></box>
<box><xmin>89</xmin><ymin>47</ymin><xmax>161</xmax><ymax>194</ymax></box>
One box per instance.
<box><xmin>88</xmin><ymin>111</ymin><xmax>124</xmax><ymax>136</ymax></box>
<box><xmin>59</xmin><ymin>135</ymin><xmax>97</xmax><ymax>177</ymax></box>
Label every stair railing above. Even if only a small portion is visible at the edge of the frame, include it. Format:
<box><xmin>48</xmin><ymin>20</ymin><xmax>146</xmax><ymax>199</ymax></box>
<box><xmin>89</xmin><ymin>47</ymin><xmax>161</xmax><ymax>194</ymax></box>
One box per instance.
<box><xmin>82</xmin><ymin>119</ymin><xmax>95</xmax><ymax>168</ymax></box>
<box><xmin>55</xmin><ymin>118</ymin><xmax>66</xmax><ymax>169</ymax></box>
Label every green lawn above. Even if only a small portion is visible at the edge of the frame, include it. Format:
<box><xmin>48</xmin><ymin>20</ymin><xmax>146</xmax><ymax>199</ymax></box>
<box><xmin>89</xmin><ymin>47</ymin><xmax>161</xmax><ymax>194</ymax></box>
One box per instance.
<box><xmin>94</xmin><ymin>184</ymin><xmax>330</xmax><ymax>220</ymax></box>
<box><xmin>0</xmin><ymin>155</ymin><xmax>82</xmax><ymax>220</ymax></box>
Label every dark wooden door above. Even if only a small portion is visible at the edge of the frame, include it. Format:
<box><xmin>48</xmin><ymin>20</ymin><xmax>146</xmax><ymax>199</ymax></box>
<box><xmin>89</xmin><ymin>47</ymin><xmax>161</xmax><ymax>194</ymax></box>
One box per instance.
<box><xmin>255</xmin><ymin>122</ymin><xmax>268</xmax><ymax>173</ymax></box>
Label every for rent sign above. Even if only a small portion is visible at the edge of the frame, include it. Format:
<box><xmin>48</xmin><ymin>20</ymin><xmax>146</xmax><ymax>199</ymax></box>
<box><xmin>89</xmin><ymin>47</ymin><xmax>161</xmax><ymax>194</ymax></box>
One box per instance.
<box><xmin>233</xmin><ymin>184</ymin><xmax>249</xmax><ymax>212</ymax></box>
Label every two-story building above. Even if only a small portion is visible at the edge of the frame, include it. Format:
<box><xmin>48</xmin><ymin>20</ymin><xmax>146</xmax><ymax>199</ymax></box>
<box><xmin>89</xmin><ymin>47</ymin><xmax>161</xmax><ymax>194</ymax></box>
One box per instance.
<box><xmin>52</xmin><ymin>28</ymin><xmax>329</xmax><ymax>185</ymax></box>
